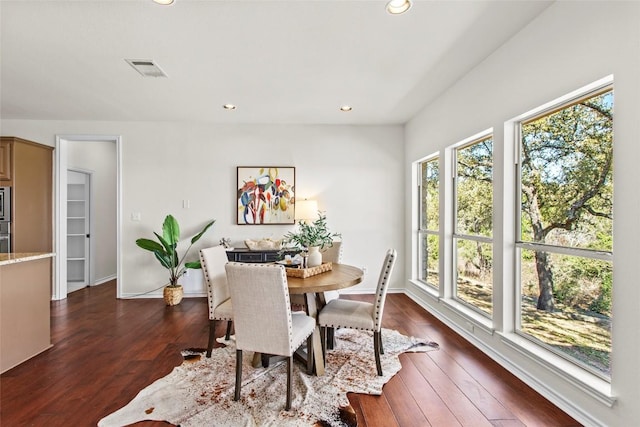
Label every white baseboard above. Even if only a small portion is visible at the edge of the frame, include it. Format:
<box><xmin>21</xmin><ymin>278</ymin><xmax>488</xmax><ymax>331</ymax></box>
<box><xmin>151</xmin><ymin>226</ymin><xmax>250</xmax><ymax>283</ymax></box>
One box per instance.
<box><xmin>91</xmin><ymin>274</ymin><xmax>117</xmax><ymax>286</ymax></box>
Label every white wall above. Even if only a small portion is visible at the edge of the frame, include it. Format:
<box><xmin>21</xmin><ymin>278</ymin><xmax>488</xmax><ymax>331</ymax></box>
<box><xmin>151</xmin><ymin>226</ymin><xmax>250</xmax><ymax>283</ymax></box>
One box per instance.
<box><xmin>67</xmin><ymin>140</ymin><xmax>117</xmax><ymax>285</ymax></box>
<box><xmin>0</xmin><ymin>120</ymin><xmax>405</xmax><ymax>298</ymax></box>
<box><xmin>404</xmin><ymin>2</ymin><xmax>640</xmax><ymax>426</ymax></box>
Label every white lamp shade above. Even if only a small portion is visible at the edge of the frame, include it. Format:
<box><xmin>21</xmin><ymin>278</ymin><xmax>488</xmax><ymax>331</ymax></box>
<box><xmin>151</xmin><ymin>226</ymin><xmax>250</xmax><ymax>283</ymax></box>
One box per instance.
<box><xmin>294</xmin><ymin>199</ymin><xmax>318</xmax><ymax>221</ymax></box>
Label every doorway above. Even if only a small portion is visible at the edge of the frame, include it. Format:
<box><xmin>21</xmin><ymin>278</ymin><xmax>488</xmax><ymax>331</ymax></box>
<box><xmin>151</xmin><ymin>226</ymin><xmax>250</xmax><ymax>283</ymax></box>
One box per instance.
<box><xmin>54</xmin><ymin>135</ymin><xmax>121</xmax><ymax>300</ymax></box>
<box><xmin>67</xmin><ymin>169</ymin><xmax>91</xmax><ymax>293</ymax></box>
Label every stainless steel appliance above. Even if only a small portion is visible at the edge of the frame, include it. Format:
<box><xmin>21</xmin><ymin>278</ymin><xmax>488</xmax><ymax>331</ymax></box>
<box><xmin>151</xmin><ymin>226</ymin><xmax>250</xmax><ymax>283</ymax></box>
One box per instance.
<box><xmin>0</xmin><ymin>221</ymin><xmax>9</xmax><ymax>253</ymax></box>
<box><xmin>0</xmin><ymin>187</ymin><xmax>10</xmax><ymax>222</ymax></box>
<box><xmin>0</xmin><ymin>187</ymin><xmax>11</xmax><ymax>253</ymax></box>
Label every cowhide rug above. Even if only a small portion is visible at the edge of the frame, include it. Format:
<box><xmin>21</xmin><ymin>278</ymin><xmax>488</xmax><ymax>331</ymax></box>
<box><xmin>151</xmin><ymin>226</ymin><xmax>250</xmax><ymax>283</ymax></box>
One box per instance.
<box><xmin>98</xmin><ymin>328</ymin><xmax>438</xmax><ymax>427</ymax></box>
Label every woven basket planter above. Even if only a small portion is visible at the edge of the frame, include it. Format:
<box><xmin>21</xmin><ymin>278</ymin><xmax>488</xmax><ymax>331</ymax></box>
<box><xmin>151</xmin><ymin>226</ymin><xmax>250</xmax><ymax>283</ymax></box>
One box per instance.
<box><xmin>163</xmin><ymin>285</ymin><xmax>184</xmax><ymax>306</ymax></box>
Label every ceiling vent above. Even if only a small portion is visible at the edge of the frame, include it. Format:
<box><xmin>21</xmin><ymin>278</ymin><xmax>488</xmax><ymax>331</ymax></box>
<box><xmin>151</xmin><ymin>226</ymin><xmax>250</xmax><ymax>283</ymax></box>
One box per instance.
<box><xmin>125</xmin><ymin>59</ymin><xmax>168</xmax><ymax>78</ymax></box>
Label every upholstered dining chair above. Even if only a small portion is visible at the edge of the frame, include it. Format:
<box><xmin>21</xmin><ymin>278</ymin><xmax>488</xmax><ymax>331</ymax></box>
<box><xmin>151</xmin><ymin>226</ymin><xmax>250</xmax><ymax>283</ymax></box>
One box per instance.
<box><xmin>320</xmin><ymin>241</ymin><xmax>343</xmax><ymax>301</ymax></box>
<box><xmin>225</xmin><ymin>262</ymin><xmax>316</xmax><ymax>411</ymax></box>
<box><xmin>320</xmin><ymin>240</ymin><xmax>343</xmax><ymax>264</ymax></box>
<box><xmin>318</xmin><ymin>248</ymin><xmax>397</xmax><ymax>376</ymax></box>
<box><xmin>319</xmin><ymin>241</ymin><xmax>343</xmax><ymax>347</ymax></box>
<box><xmin>199</xmin><ymin>245</ymin><xmax>233</xmax><ymax>358</ymax></box>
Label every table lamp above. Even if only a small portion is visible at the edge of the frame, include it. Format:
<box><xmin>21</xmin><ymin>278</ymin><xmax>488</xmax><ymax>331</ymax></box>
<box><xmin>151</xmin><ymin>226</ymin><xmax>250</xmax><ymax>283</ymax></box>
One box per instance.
<box><xmin>294</xmin><ymin>199</ymin><xmax>318</xmax><ymax>224</ymax></box>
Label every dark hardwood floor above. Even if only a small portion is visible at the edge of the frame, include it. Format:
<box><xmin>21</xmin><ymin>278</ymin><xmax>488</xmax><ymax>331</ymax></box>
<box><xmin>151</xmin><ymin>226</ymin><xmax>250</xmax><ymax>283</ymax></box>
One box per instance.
<box><xmin>0</xmin><ymin>281</ymin><xmax>580</xmax><ymax>426</ymax></box>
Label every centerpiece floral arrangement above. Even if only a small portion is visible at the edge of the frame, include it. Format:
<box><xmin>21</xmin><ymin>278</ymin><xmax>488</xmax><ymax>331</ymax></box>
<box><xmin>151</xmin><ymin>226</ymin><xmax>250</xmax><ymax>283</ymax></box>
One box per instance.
<box><xmin>283</xmin><ymin>212</ymin><xmax>341</xmax><ymax>250</ymax></box>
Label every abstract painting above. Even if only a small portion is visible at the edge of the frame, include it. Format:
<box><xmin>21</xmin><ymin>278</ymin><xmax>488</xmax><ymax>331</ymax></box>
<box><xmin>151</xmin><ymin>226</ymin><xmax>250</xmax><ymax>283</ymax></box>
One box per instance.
<box><xmin>237</xmin><ymin>167</ymin><xmax>295</xmax><ymax>225</ymax></box>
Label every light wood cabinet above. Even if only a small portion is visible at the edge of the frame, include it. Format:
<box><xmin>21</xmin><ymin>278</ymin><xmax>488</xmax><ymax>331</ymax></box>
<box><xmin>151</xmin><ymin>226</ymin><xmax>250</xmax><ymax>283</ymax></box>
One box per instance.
<box><xmin>0</xmin><ymin>141</ymin><xmax>12</xmax><ymax>182</ymax></box>
<box><xmin>0</xmin><ymin>256</ymin><xmax>53</xmax><ymax>373</ymax></box>
<box><xmin>0</xmin><ymin>137</ymin><xmax>53</xmax><ymax>253</ymax></box>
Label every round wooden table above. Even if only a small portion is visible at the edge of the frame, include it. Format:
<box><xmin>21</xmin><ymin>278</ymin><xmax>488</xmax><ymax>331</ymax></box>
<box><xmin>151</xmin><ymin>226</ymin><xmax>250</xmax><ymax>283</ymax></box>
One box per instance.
<box><xmin>285</xmin><ymin>263</ymin><xmax>363</xmax><ymax>376</ymax></box>
<box><xmin>286</xmin><ymin>263</ymin><xmax>364</xmax><ymax>295</ymax></box>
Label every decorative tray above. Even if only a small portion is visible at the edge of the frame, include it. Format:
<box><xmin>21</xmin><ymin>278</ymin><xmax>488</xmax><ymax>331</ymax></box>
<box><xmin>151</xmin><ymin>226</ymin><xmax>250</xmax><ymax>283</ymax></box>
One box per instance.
<box><xmin>285</xmin><ymin>262</ymin><xmax>333</xmax><ymax>278</ymax></box>
<box><xmin>276</xmin><ymin>259</ymin><xmax>303</xmax><ymax>266</ymax></box>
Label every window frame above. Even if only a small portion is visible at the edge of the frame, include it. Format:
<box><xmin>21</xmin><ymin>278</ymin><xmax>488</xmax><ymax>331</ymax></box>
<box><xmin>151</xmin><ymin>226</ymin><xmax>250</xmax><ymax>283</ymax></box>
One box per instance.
<box><xmin>452</xmin><ymin>132</ymin><xmax>494</xmax><ymax>319</ymax></box>
<box><xmin>514</xmin><ymin>82</ymin><xmax>614</xmax><ymax>380</ymax></box>
<box><xmin>417</xmin><ymin>154</ymin><xmax>440</xmax><ymax>289</ymax></box>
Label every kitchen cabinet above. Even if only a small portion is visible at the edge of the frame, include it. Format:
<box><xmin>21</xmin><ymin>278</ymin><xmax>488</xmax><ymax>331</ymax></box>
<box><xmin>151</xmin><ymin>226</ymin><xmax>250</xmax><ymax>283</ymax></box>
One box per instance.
<box><xmin>0</xmin><ymin>254</ymin><xmax>54</xmax><ymax>373</ymax></box>
<box><xmin>0</xmin><ymin>141</ymin><xmax>12</xmax><ymax>181</ymax></box>
<box><xmin>0</xmin><ymin>137</ymin><xmax>54</xmax><ymax>253</ymax></box>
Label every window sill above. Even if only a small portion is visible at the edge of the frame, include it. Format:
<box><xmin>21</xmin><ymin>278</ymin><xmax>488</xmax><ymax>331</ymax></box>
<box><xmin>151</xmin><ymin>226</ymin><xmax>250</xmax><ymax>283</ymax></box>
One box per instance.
<box><xmin>440</xmin><ymin>297</ymin><xmax>495</xmax><ymax>335</ymax></box>
<box><xmin>499</xmin><ymin>332</ymin><xmax>615</xmax><ymax>407</ymax></box>
<box><xmin>407</xmin><ymin>281</ymin><xmax>495</xmax><ymax>335</ymax></box>
<box><xmin>408</xmin><ymin>279</ymin><xmax>439</xmax><ymax>300</ymax></box>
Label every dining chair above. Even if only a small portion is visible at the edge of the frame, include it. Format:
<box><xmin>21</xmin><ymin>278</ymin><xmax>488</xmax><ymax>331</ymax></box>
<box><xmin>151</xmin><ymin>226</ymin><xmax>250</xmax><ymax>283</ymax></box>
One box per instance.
<box><xmin>320</xmin><ymin>240</ymin><xmax>343</xmax><ymax>264</ymax></box>
<box><xmin>319</xmin><ymin>241</ymin><xmax>343</xmax><ymax>347</ymax></box>
<box><xmin>199</xmin><ymin>245</ymin><xmax>233</xmax><ymax>358</ymax></box>
<box><xmin>318</xmin><ymin>248</ymin><xmax>397</xmax><ymax>376</ymax></box>
<box><xmin>320</xmin><ymin>240</ymin><xmax>343</xmax><ymax>301</ymax></box>
<box><xmin>225</xmin><ymin>262</ymin><xmax>316</xmax><ymax>411</ymax></box>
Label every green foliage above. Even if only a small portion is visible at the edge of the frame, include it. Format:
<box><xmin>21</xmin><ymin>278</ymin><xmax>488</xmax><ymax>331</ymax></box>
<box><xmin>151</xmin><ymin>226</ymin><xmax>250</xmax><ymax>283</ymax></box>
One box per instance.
<box><xmin>426</xmin><ymin>234</ymin><xmax>439</xmax><ymax>263</ymax></box>
<box><xmin>456</xmin><ymin>137</ymin><xmax>493</xmax><ymax>237</ymax></box>
<box><xmin>420</xmin><ymin>233</ymin><xmax>439</xmax><ymax>286</ymax></box>
<box><xmin>284</xmin><ymin>212</ymin><xmax>341</xmax><ymax>249</ymax></box>
<box><xmin>136</xmin><ymin>215</ymin><xmax>215</xmax><ymax>287</ymax></box>
<box><xmin>520</xmin><ymin>91</ymin><xmax>613</xmax><ymax>249</ymax></box>
<box><xmin>519</xmin><ymin>89</ymin><xmax>613</xmax><ymax>315</ymax></box>
<box><xmin>589</xmin><ymin>277</ymin><xmax>612</xmax><ymax>315</ymax></box>
<box><xmin>553</xmin><ymin>255</ymin><xmax>612</xmax><ymax>315</ymax></box>
<box><xmin>421</xmin><ymin>158</ymin><xmax>439</xmax><ymax>230</ymax></box>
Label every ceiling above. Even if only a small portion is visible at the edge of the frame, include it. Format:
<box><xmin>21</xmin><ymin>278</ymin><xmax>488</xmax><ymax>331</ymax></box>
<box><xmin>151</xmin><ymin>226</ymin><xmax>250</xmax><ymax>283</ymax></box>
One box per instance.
<box><xmin>0</xmin><ymin>0</ymin><xmax>553</xmax><ymax>125</ymax></box>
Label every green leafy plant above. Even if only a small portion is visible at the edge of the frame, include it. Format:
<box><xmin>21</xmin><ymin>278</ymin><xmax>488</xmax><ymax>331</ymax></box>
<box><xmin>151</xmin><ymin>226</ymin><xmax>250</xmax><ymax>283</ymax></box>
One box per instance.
<box><xmin>136</xmin><ymin>215</ymin><xmax>215</xmax><ymax>287</ymax></box>
<box><xmin>283</xmin><ymin>211</ymin><xmax>340</xmax><ymax>249</ymax></box>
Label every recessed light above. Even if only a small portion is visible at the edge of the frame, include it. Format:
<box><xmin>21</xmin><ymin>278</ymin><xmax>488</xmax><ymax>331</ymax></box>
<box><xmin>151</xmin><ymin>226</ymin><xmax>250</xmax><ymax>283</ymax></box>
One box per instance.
<box><xmin>153</xmin><ymin>0</ymin><xmax>175</xmax><ymax>5</ymax></box>
<box><xmin>223</xmin><ymin>104</ymin><xmax>237</xmax><ymax>110</ymax></box>
<box><xmin>386</xmin><ymin>0</ymin><xmax>411</xmax><ymax>14</ymax></box>
<box><xmin>340</xmin><ymin>105</ymin><xmax>353</xmax><ymax>112</ymax></box>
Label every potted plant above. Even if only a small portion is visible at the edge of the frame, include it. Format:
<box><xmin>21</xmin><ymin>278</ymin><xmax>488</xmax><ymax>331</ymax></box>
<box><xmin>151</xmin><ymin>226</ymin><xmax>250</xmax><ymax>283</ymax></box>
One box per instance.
<box><xmin>136</xmin><ymin>214</ymin><xmax>215</xmax><ymax>306</ymax></box>
<box><xmin>283</xmin><ymin>212</ymin><xmax>341</xmax><ymax>267</ymax></box>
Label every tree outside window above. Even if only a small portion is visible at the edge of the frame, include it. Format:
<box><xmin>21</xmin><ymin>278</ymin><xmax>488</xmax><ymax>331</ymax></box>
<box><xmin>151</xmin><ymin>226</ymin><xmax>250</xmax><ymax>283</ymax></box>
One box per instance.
<box><xmin>455</xmin><ymin>136</ymin><xmax>493</xmax><ymax>317</ymax></box>
<box><xmin>419</xmin><ymin>157</ymin><xmax>439</xmax><ymax>288</ymax></box>
<box><xmin>518</xmin><ymin>87</ymin><xmax>613</xmax><ymax>377</ymax></box>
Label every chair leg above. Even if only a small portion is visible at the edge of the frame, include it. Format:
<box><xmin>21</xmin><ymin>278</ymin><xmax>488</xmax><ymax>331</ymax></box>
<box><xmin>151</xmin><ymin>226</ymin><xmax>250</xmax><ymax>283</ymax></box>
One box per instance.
<box><xmin>225</xmin><ymin>321</ymin><xmax>233</xmax><ymax>340</ymax></box>
<box><xmin>234</xmin><ymin>349</ymin><xmax>243</xmax><ymax>401</ymax></box>
<box><xmin>286</xmin><ymin>356</ymin><xmax>293</xmax><ymax>411</ymax></box>
<box><xmin>306</xmin><ymin>333</ymin><xmax>314</xmax><ymax>375</ymax></box>
<box><xmin>327</xmin><ymin>327</ymin><xmax>335</xmax><ymax>350</ymax></box>
<box><xmin>320</xmin><ymin>326</ymin><xmax>326</xmax><ymax>359</ymax></box>
<box><xmin>379</xmin><ymin>330</ymin><xmax>384</xmax><ymax>355</ymax></box>
<box><xmin>374</xmin><ymin>331</ymin><xmax>383</xmax><ymax>376</ymax></box>
<box><xmin>261</xmin><ymin>353</ymin><xmax>270</xmax><ymax>368</ymax></box>
<box><xmin>206</xmin><ymin>319</ymin><xmax>217</xmax><ymax>358</ymax></box>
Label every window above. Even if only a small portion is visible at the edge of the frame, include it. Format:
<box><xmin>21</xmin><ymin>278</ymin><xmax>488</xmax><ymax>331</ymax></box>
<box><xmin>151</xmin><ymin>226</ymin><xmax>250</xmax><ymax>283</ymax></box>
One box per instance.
<box><xmin>516</xmin><ymin>86</ymin><xmax>613</xmax><ymax>378</ymax></box>
<box><xmin>454</xmin><ymin>135</ymin><xmax>493</xmax><ymax>317</ymax></box>
<box><xmin>418</xmin><ymin>156</ymin><xmax>439</xmax><ymax>288</ymax></box>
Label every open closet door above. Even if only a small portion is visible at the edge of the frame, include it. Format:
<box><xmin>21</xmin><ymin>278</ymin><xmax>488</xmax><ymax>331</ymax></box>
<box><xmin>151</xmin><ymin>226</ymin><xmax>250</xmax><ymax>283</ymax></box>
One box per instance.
<box><xmin>67</xmin><ymin>169</ymin><xmax>91</xmax><ymax>293</ymax></box>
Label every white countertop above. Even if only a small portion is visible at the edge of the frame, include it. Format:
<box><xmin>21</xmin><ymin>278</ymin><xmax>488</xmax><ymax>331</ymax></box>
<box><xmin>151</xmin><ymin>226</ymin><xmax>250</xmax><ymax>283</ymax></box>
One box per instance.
<box><xmin>0</xmin><ymin>252</ymin><xmax>56</xmax><ymax>266</ymax></box>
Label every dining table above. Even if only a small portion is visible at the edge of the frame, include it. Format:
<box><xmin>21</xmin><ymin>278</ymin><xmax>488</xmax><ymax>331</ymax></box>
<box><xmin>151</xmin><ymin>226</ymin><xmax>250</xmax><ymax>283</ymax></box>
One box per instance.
<box><xmin>288</xmin><ymin>263</ymin><xmax>363</xmax><ymax>375</ymax></box>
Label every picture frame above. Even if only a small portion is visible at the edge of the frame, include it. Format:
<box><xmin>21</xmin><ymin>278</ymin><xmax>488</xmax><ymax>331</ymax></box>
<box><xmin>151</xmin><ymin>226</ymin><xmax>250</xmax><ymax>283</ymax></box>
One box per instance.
<box><xmin>237</xmin><ymin>166</ymin><xmax>296</xmax><ymax>225</ymax></box>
